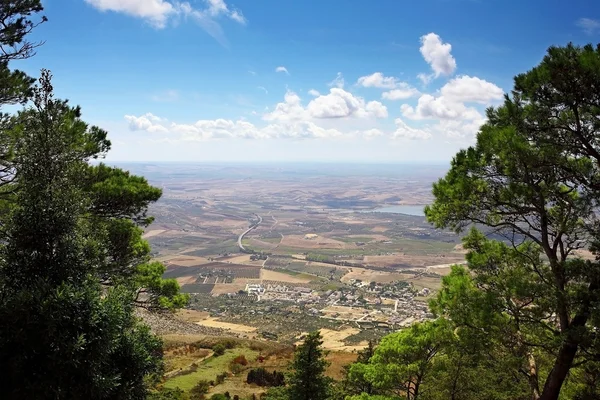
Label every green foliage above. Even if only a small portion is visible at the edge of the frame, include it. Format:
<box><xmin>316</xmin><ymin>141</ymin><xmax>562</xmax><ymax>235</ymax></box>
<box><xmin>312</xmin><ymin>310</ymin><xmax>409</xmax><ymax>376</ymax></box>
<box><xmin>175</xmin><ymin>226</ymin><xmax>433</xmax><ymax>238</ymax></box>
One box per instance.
<box><xmin>288</xmin><ymin>331</ymin><xmax>331</xmax><ymax>400</ymax></box>
<box><xmin>424</xmin><ymin>42</ymin><xmax>600</xmax><ymax>400</ymax></box>
<box><xmin>148</xmin><ymin>387</ymin><xmax>191</xmax><ymax>400</ymax></box>
<box><xmin>213</xmin><ymin>344</ymin><xmax>226</xmax><ymax>357</ymax></box>
<box><xmin>189</xmin><ymin>380</ymin><xmax>211</xmax><ymax>400</ymax></box>
<box><xmin>0</xmin><ymin>71</ymin><xmax>164</xmax><ymax>398</ymax></box>
<box><xmin>210</xmin><ymin>394</ymin><xmax>229</xmax><ymax>400</ymax></box>
<box><xmin>261</xmin><ymin>387</ymin><xmax>290</xmax><ymax>400</ymax></box>
<box><xmin>246</xmin><ymin>368</ymin><xmax>285</xmax><ymax>387</ymax></box>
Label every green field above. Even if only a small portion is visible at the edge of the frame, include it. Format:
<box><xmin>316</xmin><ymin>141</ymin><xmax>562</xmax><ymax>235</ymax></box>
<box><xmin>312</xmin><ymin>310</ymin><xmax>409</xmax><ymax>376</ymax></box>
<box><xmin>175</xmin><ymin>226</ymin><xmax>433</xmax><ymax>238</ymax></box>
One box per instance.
<box><xmin>164</xmin><ymin>348</ymin><xmax>259</xmax><ymax>391</ymax></box>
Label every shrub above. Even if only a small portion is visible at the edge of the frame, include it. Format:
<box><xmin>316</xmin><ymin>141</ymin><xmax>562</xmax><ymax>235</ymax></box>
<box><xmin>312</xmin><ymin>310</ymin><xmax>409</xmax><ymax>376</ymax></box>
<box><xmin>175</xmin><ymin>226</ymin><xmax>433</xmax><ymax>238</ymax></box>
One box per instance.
<box><xmin>210</xmin><ymin>394</ymin><xmax>228</xmax><ymax>400</ymax></box>
<box><xmin>232</xmin><ymin>355</ymin><xmax>248</xmax><ymax>366</ymax></box>
<box><xmin>229</xmin><ymin>362</ymin><xmax>244</xmax><ymax>375</ymax></box>
<box><xmin>213</xmin><ymin>344</ymin><xmax>226</xmax><ymax>357</ymax></box>
<box><xmin>215</xmin><ymin>372</ymin><xmax>228</xmax><ymax>384</ymax></box>
<box><xmin>246</xmin><ymin>368</ymin><xmax>285</xmax><ymax>387</ymax></box>
<box><xmin>189</xmin><ymin>380</ymin><xmax>211</xmax><ymax>400</ymax></box>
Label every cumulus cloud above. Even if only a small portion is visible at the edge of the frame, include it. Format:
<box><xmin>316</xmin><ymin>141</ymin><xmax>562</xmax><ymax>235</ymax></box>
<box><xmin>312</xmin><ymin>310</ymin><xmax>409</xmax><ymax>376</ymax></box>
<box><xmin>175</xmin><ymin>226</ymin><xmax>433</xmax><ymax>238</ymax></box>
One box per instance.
<box><xmin>392</xmin><ymin>118</ymin><xmax>432</xmax><ymax>140</ymax></box>
<box><xmin>125</xmin><ymin>113</ymin><xmax>169</xmax><ymax>133</ymax></box>
<box><xmin>357</xmin><ymin>72</ymin><xmax>401</xmax><ymax>89</ymax></box>
<box><xmin>308</xmin><ymin>89</ymin><xmax>320</xmax><ymax>97</ymax></box>
<box><xmin>440</xmin><ymin>76</ymin><xmax>504</xmax><ymax>103</ymax></box>
<box><xmin>85</xmin><ymin>0</ymin><xmax>245</xmax><ymax>44</ymax></box>
<box><xmin>263</xmin><ymin>90</ymin><xmax>305</xmax><ymax>121</ymax></box>
<box><xmin>401</xmin><ymin>94</ymin><xmax>482</xmax><ymax>121</ymax></box>
<box><xmin>381</xmin><ymin>86</ymin><xmax>420</xmax><ymax>101</ymax></box>
<box><xmin>577</xmin><ymin>18</ymin><xmax>600</xmax><ymax>35</ymax></box>
<box><xmin>263</xmin><ymin>88</ymin><xmax>388</xmax><ymax>121</ymax></box>
<box><xmin>275</xmin><ymin>66</ymin><xmax>290</xmax><ymax>75</ymax></box>
<box><xmin>125</xmin><ymin>113</ymin><xmax>345</xmax><ymax>140</ymax></box>
<box><xmin>419</xmin><ymin>33</ymin><xmax>457</xmax><ymax>78</ymax></box>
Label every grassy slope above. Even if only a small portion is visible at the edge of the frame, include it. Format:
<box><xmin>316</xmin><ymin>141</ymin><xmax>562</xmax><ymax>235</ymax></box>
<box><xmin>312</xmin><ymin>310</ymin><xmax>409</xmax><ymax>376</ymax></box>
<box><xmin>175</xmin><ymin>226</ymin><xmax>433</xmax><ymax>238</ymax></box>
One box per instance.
<box><xmin>164</xmin><ymin>348</ymin><xmax>259</xmax><ymax>391</ymax></box>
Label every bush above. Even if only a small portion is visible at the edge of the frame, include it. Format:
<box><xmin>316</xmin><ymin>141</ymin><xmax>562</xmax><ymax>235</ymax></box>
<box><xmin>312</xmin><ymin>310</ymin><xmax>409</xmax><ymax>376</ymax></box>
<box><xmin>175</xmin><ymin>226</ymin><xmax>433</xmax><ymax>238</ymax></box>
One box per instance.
<box><xmin>232</xmin><ymin>354</ymin><xmax>248</xmax><ymax>366</ymax></box>
<box><xmin>230</xmin><ymin>362</ymin><xmax>244</xmax><ymax>375</ymax></box>
<box><xmin>247</xmin><ymin>368</ymin><xmax>285</xmax><ymax>387</ymax></box>
<box><xmin>215</xmin><ymin>372</ymin><xmax>228</xmax><ymax>384</ymax></box>
<box><xmin>189</xmin><ymin>380</ymin><xmax>211</xmax><ymax>400</ymax></box>
<box><xmin>148</xmin><ymin>387</ymin><xmax>190</xmax><ymax>400</ymax></box>
<box><xmin>213</xmin><ymin>344</ymin><xmax>226</xmax><ymax>357</ymax></box>
<box><xmin>210</xmin><ymin>394</ymin><xmax>228</xmax><ymax>400</ymax></box>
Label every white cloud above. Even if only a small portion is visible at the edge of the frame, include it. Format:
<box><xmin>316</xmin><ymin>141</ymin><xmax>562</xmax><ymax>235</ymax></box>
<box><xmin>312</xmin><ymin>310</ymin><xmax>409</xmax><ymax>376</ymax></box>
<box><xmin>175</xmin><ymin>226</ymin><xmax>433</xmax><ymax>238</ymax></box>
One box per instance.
<box><xmin>440</xmin><ymin>75</ymin><xmax>503</xmax><ymax>103</ymax></box>
<box><xmin>357</xmin><ymin>72</ymin><xmax>401</xmax><ymax>89</ymax></box>
<box><xmin>382</xmin><ymin>86</ymin><xmax>420</xmax><ymax>101</ymax></box>
<box><xmin>307</xmin><ymin>88</ymin><xmax>387</xmax><ymax>119</ymax></box>
<box><xmin>308</xmin><ymin>89</ymin><xmax>320</xmax><ymax>97</ymax></box>
<box><xmin>125</xmin><ymin>113</ymin><xmax>169</xmax><ymax>133</ymax></box>
<box><xmin>263</xmin><ymin>90</ymin><xmax>305</xmax><ymax>121</ymax></box>
<box><xmin>248</xmin><ymin>70</ymin><xmax>256</xmax><ymax>75</ymax></box>
<box><xmin>125</xmin><ymin>113</ymin><xmax>346</xmax><ymax>140</ymax></box>
<box><xmin>417</xmin><ymin>73</ymin><xmax>433</xmax><ymax>85</ymax></box>
<box><xmin>392</xmin><ymin>118</ymin><xmax>431</xmax><ymax>140</ymax></box>
<box><xmin>433</xmin><ymin>118</ymin><xmax>485</xmax><ymax>139</ymax></box>
<box><xmin>401</xmin><ymin>94</ymin><xmax>482</xmax><ymax>121</ymax></box>
<box><xmin>257</xmin><ymin>86</ymin><xmax>268</xmax><ymax>94</ymax></box>
<box><xmin>276</xmin><ymin>66</ymin><xmax>290</xmax><ymax>75</ymax></box>
<box><xmin>84</xmin><ymin>0</ymin><xmax>174</xmax><ymax>28</ymax></box>
<box><xmin>85</xmin><ymin>0</ymin><xmax>245</xmax><ymax>44</ymax></box>
<box><xmin>419</xmin><ymin>33</ymin><xmax>457</xmax><ymax>78</ymax></box>
<box><xmin>264</xmin><ymin>88</ymin><xmax>388</xmax><ymax>121</ymax></box>
<box><xmin>577</xmin><ymin>18</ymin><xmax>600</xmax><ymax>35</ymax></box>
<box><xmin>328</xmin><ymin>72</ymin><xmax>345</xmax><ymax>89</ymax></box>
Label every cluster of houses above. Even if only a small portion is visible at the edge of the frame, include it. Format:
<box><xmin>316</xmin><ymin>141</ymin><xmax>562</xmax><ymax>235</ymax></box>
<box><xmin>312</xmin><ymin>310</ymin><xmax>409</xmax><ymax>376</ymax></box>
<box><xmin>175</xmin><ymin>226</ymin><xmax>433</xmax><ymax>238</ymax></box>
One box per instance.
<box><xmin>240</xmin><ymin>278</ymin><xmax>434</xmax><ymax>328</ymax></box>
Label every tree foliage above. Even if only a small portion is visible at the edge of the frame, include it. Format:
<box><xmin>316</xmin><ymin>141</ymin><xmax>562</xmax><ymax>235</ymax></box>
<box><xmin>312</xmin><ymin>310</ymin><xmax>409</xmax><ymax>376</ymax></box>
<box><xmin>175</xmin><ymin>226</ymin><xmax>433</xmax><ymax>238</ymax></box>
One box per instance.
<box><xmin>0</xmin><ymin>71</ymin><xmax>165</xmax><ymax>399</ymax></box>
<box><xmin>288</xmin><ymin>331</ymin><xmax>331</xmax><ymax>400</ymax></box>
<box><xmin>425</xmin><ymin>43</ymin><xmax>600</xmax><ymax>400</ymax></box>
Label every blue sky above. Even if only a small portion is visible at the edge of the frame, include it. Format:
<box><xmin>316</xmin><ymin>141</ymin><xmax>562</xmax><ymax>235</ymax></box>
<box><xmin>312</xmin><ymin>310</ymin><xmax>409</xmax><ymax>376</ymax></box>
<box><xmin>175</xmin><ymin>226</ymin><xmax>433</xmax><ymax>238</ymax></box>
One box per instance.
<box><xmin>15</xmin><ymin>0</ymin><xmax>600</xmax><ymax>162</ymax></box>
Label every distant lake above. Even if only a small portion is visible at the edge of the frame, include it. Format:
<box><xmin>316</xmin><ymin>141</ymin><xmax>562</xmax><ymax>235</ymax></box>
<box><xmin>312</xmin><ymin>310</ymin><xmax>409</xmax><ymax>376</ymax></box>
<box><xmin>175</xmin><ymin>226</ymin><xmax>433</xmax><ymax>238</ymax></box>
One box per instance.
<box><xmin>364</xmin><ymin>205</ymin><xmax>427</xmax><ymax>216</ymax></box>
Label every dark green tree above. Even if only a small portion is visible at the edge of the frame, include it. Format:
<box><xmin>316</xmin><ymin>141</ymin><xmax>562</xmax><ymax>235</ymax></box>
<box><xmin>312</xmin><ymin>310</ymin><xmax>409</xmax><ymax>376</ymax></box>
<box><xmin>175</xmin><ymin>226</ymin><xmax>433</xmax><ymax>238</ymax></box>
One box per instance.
<box><xmin>288</xmin><ymin>331</ymin><xmax>331</xmax><ymax>400</ymax></box>
<box><xmin>340</xmin><ymin>340</ymin><xmax>378</xmax><ymax>397</ymax></box>
<box><xmin>0</xmin><ymin>71</ymin><xmax>164</xmax><ymax>399</ymax></box>
<box><xmin>425</xmin><ymin>43</ymin><xmax>600</xmax><ymax>400</ymax></box>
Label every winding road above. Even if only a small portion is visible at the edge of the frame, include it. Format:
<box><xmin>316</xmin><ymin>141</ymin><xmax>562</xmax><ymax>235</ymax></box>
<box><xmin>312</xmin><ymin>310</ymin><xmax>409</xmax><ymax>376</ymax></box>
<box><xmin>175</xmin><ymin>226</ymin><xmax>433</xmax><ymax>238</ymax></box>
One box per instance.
<box><xmin>237</xmin><ymin>214</ymin><xmax>262</xmax><ymax>251</ymax></box>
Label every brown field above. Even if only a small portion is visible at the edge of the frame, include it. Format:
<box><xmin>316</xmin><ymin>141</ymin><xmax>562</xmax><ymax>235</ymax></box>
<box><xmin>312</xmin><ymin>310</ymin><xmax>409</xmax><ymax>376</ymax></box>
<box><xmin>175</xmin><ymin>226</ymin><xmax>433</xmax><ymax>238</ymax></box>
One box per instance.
<box><xmin>280</xmin><ymin>235</ymin><xmax>349</xmax><ymax>249</ymax></box>
<box><xmin>211</xmin><ymin>282</ymin><xmax>247</xmax><ymax>295</ymax></box>
<box><xmin>347</xmin><ymin>234</ymin><xmax>390</xmax><ymax>241</ymax></box>
<box><xmin>175</xmin><ymin>309</ymin><xmax>210</xmax><ymax>323</ymax></box>
<box><xmin>261</xmin><ymin>269</ymin><xmax>313</xmax><ymax>283</ymax></box>
<box><xmin>341</xmin><ymin>267</ymin><xmax>413</xmax><ymax>284</ymax></box>
<box><xmin>197</xmin><ymin>317</ymin><xmax>258</xmax><ymax>334</ymax></box>
<box><xmin>363</xmin><ymin>253</ymin><xmax>465</xmax><ymax>268</ymax></box>
<box><xmin>217</xmin><ymin>254</ymin><xmax>265</xmax><ymax>266</ymax></box>
<box><xmin>326</xmin><ymin>352</ymin><xmax>359</xmax><ymax>380</ymax></box>
<box><xmin>143</xmin><ymin>229</ymin><xmax>167</xmax><ymax>238</ymax></box>
<box><xmin>175</xmin><ymin>275</ymin><xmax>198</xmax><ymax>286</ymax></box>
<box><xmin>296</xmin><ymin>328</ymin><xmax>367</xmax><ymax>352</ymax></box>
<box><xmin>168</xmin><ymin>256</ymin><xmax>210</xmax><ymax>267</ymax></box>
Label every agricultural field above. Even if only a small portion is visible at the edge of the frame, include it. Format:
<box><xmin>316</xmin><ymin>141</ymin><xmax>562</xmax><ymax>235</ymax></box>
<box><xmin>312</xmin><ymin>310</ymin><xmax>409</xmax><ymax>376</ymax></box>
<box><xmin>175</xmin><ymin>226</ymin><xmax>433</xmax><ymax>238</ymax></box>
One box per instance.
<box><xmin>117</xmin><ymin>163</ymin><xmax>468</xmax><ymax>351</ymax></box>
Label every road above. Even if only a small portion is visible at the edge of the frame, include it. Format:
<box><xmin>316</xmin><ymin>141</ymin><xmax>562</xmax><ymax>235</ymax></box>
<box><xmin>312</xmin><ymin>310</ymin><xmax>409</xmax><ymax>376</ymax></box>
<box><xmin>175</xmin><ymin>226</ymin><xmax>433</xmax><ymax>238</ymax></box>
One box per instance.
<box><xmin>237</xmin><ymin>214</ymin><xmax>262</xmax><ymax>251</ymax></box>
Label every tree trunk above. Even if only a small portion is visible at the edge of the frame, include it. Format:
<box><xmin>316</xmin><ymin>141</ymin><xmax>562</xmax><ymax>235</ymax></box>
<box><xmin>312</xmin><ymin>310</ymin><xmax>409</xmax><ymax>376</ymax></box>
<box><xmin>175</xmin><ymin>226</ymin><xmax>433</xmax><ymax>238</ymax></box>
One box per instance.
<box><xmin>539</xmin><ymin>341</ymin><xmax>578</xmax><ymax>400</ymax></box>
<box><xmin>527</xmin><ymin>352</ymin><xmax>541</xmax><ymax>400</ymax></box>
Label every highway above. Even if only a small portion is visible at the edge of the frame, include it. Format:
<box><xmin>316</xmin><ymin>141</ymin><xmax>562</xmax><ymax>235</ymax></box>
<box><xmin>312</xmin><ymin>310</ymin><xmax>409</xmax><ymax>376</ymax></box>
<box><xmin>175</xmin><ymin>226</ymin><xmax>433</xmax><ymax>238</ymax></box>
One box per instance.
<box><xmin>237</xmin><ymin>214</ymin><xmax>262</xmax><ymax>251</ymax></box>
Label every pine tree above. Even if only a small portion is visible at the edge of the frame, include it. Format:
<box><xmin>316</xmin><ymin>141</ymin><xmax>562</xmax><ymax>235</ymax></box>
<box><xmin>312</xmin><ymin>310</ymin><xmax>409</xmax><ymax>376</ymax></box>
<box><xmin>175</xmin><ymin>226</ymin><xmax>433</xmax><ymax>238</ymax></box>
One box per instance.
<box><xmin>0</xmin><ymin>71</ymin><xmax>164</xmax><ymax>399</ymax></box>
<box><xmin>288</xmin><ymin>331</ymin><xmax>331</xmax><ymax>400</ymax></box>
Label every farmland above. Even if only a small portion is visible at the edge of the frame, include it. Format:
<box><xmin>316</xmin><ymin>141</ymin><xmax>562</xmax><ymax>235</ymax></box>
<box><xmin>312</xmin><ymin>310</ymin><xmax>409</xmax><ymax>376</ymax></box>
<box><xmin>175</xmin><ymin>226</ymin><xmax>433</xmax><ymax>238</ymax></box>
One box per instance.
<box><xmin>115</xmin><ymin>163</ymin><xmax>467</xmax><ymax>350</ymax></box>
